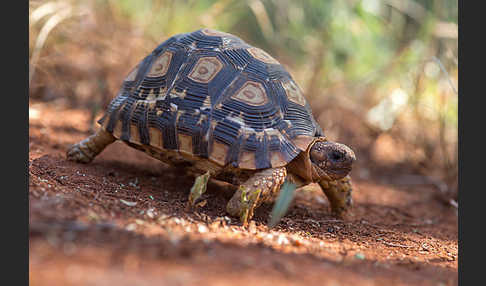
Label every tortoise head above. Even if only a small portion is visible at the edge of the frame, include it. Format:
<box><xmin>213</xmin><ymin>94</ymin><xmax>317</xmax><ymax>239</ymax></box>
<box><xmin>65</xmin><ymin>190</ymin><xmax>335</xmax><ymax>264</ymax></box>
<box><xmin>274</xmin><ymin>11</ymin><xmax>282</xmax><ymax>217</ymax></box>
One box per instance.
<box><xmin>288</xmin><ymin>137</ymin><xmax>356</xmax><ymax>183</ymax></box>
<box><xmin>309</xmin><ymin>138</ymin><xmax>356</xmax><ymax>181</ymax></box>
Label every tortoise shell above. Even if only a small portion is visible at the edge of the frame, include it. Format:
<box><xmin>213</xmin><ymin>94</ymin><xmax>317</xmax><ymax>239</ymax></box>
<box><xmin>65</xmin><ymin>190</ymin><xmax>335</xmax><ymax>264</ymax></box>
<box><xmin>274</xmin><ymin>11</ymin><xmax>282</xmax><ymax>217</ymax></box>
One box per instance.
<box><xmin>98</xmin><ymin>28</ymin><xmax>324</xmax><ymax>170</ymax></box>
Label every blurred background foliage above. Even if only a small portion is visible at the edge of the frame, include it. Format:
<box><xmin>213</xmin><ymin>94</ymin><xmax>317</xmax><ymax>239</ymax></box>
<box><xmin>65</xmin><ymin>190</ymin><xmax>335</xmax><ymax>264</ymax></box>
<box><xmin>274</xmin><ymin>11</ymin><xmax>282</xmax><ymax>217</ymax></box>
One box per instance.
<box><xmin>29</xmin><ymin>0</ymin><xmax>458</xmax><ymax>204</ymax></box>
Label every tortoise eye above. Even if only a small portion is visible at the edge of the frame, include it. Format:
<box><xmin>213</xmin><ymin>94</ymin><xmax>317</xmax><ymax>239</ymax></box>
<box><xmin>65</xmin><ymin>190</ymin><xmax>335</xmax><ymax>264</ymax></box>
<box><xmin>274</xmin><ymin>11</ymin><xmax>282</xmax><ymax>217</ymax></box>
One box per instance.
<box><xmin>329</xmin><ymin>150</ymin><xmax>345</xmax><ymax>162</ymax></box>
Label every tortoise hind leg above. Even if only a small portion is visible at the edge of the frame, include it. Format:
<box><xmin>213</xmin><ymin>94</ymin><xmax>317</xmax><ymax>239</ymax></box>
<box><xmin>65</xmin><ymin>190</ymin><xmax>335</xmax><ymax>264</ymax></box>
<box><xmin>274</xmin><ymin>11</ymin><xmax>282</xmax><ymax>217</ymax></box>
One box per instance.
<box><xmin>226</xmin><ymin>167</ymin><xmax>287</xmax><ymax>226</ymax></box>
<box><xmin>67</xmin><ymin>128</ymin><xmax>116</xmax><ymax>163</ymax></box>
<box><xmin>318</xmin><ymin>175</ymin><xmax>353</xmax><ymax>216</ymax></box>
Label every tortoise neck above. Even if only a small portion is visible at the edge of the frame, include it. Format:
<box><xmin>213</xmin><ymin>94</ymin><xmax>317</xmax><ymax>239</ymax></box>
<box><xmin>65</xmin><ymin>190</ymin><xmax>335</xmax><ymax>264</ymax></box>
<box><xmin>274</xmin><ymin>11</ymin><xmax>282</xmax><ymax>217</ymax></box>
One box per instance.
<box><xmin>287</xmin><ymin>137</ymin><xmax>327</xmax><ymax>184</ymax></box>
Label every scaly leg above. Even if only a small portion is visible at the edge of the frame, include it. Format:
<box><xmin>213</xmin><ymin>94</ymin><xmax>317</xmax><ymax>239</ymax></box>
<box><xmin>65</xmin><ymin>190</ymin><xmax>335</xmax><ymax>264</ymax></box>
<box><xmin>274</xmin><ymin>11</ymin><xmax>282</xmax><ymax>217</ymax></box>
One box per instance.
<box><xmin>66</xmin><ymin>128</ymin><xmax>116</xmax><ymax>163</ymax></box>
<box><xmin>318</xmin><ymin>175</ymin><xmax>353</xmax><ymax>216</ymax></box>
<box><xmin>226</xmin><ymin>167</ymin><xmax>287</xmax><ymax>226</ymax></box>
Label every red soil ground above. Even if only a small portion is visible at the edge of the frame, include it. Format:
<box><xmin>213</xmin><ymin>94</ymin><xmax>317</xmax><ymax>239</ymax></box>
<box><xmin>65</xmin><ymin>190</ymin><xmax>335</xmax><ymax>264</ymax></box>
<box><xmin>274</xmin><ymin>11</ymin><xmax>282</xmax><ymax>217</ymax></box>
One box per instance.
<box><xmin>29</xmin><ymin>100</ymin><xmax>457</xmax><ymax>286</ymax></box>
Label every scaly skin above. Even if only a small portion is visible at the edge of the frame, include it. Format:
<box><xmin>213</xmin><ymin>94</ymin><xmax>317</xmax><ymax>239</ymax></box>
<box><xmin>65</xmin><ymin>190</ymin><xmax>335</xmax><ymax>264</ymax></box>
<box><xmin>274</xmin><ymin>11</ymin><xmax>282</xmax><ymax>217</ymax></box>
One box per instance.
<box><xmin>66</xmin><ymin>129</ymin><xmax>116</xmax><ymax>163</ymax></box>
<box><xmin>226</xmin><ymin>167</ymin><xmax>287</xmax><ymax>226</ymax></box>
<box><xmin>318</xmin><ymin>175</ymin><xmax>353</xmax><ymax>216</ymax></box>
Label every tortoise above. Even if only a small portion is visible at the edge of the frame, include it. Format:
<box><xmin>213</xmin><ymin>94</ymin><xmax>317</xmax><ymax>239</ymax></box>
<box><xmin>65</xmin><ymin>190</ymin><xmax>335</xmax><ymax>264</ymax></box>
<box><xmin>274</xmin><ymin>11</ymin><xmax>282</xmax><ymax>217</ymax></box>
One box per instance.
<box><xmin>67</xmin><ymin>28</ymin><xmax>356</xmax><ymax>225</ymax></box>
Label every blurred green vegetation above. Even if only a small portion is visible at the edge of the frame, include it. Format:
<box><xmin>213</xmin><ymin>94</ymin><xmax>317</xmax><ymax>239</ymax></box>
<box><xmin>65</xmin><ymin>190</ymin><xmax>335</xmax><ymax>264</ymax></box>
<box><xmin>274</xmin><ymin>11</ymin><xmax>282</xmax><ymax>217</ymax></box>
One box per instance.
<box><xmin>29</xmin><ymin>0</ymin><xmax>458</xmax><ymax>198</ymax></box>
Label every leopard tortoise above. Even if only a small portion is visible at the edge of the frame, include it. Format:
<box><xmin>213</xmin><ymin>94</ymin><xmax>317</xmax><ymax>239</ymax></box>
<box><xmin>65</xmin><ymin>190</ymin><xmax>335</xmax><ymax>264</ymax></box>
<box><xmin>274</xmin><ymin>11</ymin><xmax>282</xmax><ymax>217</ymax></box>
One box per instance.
<box><xmin>67</xmin><ymin>28</ymin><xmax>356</xmax><ymax>225</ymax></box>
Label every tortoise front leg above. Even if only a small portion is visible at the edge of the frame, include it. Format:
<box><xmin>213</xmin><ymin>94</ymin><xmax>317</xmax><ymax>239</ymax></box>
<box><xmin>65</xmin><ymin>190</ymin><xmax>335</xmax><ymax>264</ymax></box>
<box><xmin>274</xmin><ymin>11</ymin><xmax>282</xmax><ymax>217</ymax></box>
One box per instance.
<box><xmin>226</xmin><ymin>167</ymin><xmax>287</xmax><ymax>226</ymax></box>
<box><xmin>66</xmin><ymin>128</ymin><xmax>116</xmax><ymax>163</ymax></box>
<box><xmin>318</xmin><ymin>175</ymin><xmax>353</xmax><ymax>216</ymax></box>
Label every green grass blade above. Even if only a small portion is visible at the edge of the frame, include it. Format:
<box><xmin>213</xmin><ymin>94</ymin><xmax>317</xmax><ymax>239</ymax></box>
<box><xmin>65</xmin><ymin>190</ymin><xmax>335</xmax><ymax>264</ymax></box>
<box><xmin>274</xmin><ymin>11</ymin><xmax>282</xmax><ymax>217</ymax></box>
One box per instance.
<box><xmin>268</xmin><ymin>180</ymin><xmax>297</xmax><ymax>228</ymax></box>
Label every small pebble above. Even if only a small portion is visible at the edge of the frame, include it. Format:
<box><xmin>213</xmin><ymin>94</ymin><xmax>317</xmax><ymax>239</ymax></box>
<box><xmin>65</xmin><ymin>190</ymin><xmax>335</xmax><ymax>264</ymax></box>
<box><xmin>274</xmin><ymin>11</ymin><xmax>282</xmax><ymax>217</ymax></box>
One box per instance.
<box><xmin>276</xmin><ymin>234</ymin><xmax>289</xmax><ymax>245</ymax></box>
<box><xmin>120</xmin><ymin>199</ymin><xmax>137</xmax><ymax>207</ymax></box>
<box><xmin>198</xmin><ymin>224</ymin><xmax>208</xmax><ymax>233</ymax></box>
<box><xmin>146</xmin><ymin>208</ymin><xmax>155</xmax><ymax>218</ymax></box>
